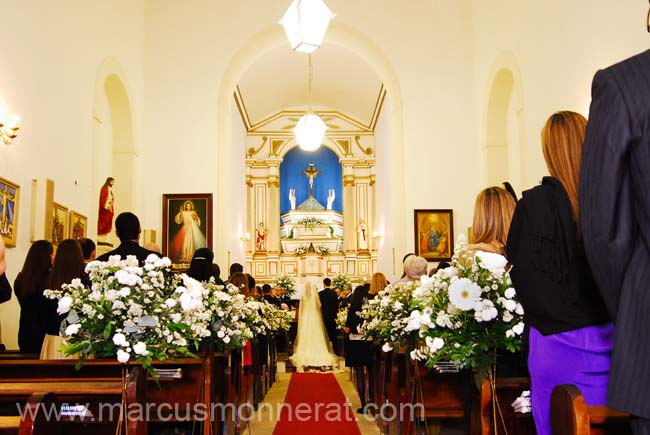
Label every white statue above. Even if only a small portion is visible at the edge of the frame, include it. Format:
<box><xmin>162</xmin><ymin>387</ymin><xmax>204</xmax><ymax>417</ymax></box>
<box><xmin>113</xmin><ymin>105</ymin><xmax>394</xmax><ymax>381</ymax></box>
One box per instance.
<box><xmin>289</xmin><ymin>188</ymin><xmax>296</xmax><ymax>210</ymax></box>
<box><xmin>326</xmin><ymin>189</ymin><xmax>335</xmax><ymax>210</ymax></box>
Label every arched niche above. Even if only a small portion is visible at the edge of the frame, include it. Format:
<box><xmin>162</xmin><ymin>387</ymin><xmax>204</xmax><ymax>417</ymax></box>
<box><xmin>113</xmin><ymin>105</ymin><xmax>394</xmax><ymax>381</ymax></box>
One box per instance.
<box><xmin>92</xmin><ymin>58</ymin><xmax>137</xmax><ymax>248</ymax></box>
<box><xmin>215</xmin><ymin>23</ymin><xmax>405</xmax><ymax>279</ymax></box>
<box><xmin>483</xmin><ymin>52</ymin><xmax>525</xmax><ymax>193</ymax></box>
<box><xmin>280</xmin><ymin>146</ymin><xmax>342</xmax><ymax>214</ymax></box>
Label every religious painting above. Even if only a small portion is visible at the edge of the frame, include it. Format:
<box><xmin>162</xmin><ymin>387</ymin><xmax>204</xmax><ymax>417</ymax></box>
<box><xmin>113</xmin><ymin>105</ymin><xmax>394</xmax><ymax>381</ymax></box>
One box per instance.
<box><xmin>52</xmin><ymin>202</ymin><xmax>68</xmax><ymax>246</ymax></box>
<box><xmin>414</xmin><ymin>209</ymin><xmax>454</xmax><ymax>262</ymax></box>
<box><xmin>0</xmin><ymin>176</ymin><xmax>20</xmax><ymax>247</ymax></box>
<box><xmin>162</xmin><ymin>193</ymin><xmax>213</xmax><ymax>269</ymax></box>
<box><xmin>68</xmin><ymin>211</ymin><xmax>87</xmax><ymax>240</ymax></box>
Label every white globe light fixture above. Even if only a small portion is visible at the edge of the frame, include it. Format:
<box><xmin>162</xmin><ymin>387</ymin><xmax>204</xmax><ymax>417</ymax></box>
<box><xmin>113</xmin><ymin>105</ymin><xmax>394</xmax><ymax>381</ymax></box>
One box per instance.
<box><xmin>279</xmin><ymin>0</ymin><xmax>335</xmax><ymax>54</ymax></box>
<box><xmin>293</xmin><ymin>113</ymin><xmax>327</xmax><ymax>151</ymax></box>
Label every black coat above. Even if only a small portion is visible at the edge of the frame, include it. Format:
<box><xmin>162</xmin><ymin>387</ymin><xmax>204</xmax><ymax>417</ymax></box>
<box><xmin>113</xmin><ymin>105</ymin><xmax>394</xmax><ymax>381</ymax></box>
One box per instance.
<box><xmin>580</xmin><ymin>49</ymin><xmax>650</xmax><ymax>418</ymax></box>
<box><xmin>0</xmin><ymin>274</ymin><xmax>10</xmax><ymax>303</ymax></box>
<box><xmin>318</xmin><ymin>287</ymin><xmax>338</xmax><ymax>323</ymax></box>
<box><xmin>506</xmin><ymin>177</ymin><xmax>609</xmax><ymax>335</ymax></box>
<box><xmin>14</xmin><ymin>272</ymin><xmax>50</xmax><ymax>354</ymax></box>
<box><xmin>96</xmin><ymin>240</ymin><xmax>159</xmax><ymax>265</ymax></box>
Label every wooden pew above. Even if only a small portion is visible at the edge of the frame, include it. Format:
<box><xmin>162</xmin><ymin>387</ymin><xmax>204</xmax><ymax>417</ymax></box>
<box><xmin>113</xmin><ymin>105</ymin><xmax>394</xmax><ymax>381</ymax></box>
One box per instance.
<box><xmin>0</xmin><ymin>393</ymin><xmax>59</xmax><ymax>435</ymax></box>
<box><xmin>0</xmin><ymin>366</ymin><xmax>146</xmax><ymax>435</ymax></box>
<box><xmin>473</xmin><ymin>377</ymin><xmax>535</xmax><ymax>435</ymax></box>
<box><xmin>379</xmin><ymin>353</ymin><xmax>534</xmax><ymax>435</ymax></box>
<box><xmin>0</xmin><ymin>355</ymin><xmax>233</xmax><ymax>435</ymax></box>
<box><xmin>550</xmin><ymin>384</ymin><xmax>631</xmax><ymax>435</ymax></box>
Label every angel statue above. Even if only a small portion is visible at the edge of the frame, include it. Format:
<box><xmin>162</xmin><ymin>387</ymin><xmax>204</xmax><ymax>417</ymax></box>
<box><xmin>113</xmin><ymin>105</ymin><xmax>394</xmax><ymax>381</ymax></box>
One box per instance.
<box><xmin>289</xmin><ymin>188</ymin><xmax>296</xmax><ymax>210</ymax></box>
<box><xmin>326</xmin><ymin>189</ymin><xmax>336</xmax><ymax>210</ymax></box>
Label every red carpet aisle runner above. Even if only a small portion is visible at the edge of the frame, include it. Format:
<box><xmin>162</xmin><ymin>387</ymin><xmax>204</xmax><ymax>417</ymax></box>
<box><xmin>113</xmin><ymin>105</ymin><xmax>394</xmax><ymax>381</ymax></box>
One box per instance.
<box><xmin>273</xmin><ymin>373</ymin><xmax>361</xmax><ymax>435</ymax></box>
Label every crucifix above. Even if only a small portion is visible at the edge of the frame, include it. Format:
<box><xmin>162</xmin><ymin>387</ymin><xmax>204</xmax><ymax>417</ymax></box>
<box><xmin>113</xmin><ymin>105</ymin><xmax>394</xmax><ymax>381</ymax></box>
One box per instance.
<box><xmin>302</xmin><ymin>162</ymin><xmax>320</xmax><ymax>197</ymax></box>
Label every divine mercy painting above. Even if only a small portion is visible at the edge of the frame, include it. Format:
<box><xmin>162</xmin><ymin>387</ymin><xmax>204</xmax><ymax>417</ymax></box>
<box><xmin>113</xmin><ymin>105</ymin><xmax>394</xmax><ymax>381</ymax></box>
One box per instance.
<box><xmin>162</xmin><ymin>193</ymin><xmax>213</xmax><ymax>268</ymax></box>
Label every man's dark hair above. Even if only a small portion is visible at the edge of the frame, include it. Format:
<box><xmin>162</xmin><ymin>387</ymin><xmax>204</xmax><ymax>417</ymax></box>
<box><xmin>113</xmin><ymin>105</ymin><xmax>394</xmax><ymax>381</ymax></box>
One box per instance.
<box><xmin>229</xmin><ymin>262</ymin><xmax>243</xmax><ymax>277</ymax></box>
<box><xmin>262</xmin><ymin>284</ymin><xmax>272</xmax><ymax>294</ymax></box>
<box><xmin>115</xmin><ymin>212</ymin><xmax>140</xmax><ymax>241</ymax></box>
<box><xmin>78</xmin><ymin>238</ymin><xmax>96</xmax><ymax>260</ymax></box>
<box><xmin>323</xmin><ymin>277</ymin><xmax>331</xmax><ymax>287</ymax></box>
<box><xmin>246</xmin><ymin>273</ymin><xmax>256</xmax><ymax>290</ymax></box>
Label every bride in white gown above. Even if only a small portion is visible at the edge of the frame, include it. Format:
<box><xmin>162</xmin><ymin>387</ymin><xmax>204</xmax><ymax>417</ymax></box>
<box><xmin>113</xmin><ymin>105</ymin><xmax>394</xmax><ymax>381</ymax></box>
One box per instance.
<box><xmin>289</xmin><ymin>281</ymin><xmax>339</xmax><ymax>370</ymax></box>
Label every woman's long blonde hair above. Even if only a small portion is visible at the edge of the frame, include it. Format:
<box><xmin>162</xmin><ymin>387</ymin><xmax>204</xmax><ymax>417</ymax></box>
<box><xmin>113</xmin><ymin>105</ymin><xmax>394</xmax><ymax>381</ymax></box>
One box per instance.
<box><xmin>369</xmin><ymin>272</ymin><xmax>388</xmax><ymax>295</ymax></box>
<box><xmin>472</xmin><ymin>186</ymin><xmax>516</xmax><ymax>248</ymax></box>
<box><xmin>541</xmin><ymin>111</ymin><xmax>586</xmax><ymax>232</ymax></box>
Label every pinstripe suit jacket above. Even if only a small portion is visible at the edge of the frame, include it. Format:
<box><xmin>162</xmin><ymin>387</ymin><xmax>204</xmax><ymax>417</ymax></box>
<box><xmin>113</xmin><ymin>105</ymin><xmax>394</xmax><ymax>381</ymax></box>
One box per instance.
<box><xmin>580</xmin><ymin>49</ymin><xmax>650</xmax><ymax>418</ymax></box>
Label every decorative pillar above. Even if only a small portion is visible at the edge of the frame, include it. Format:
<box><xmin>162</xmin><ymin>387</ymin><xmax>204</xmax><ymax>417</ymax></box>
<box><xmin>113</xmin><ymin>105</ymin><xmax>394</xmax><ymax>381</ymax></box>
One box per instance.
<box><xmin>245</xmin><ymin>174</ymin><xmax>253</xmax><ymax>253</ymax></box>
<box><xmin>342</xmin><ymin>161</ymin><xmax>356</xmax><ymax>252</ymax></box>
<box><xmin>370</xmin><ymin>174</ymin><xmax>376</xmax><ymax>251</ymax></box>
<box><xmin>267</xmin><ymin>162</ymin><xmax>281</xmax><ymax>254</ymax></box>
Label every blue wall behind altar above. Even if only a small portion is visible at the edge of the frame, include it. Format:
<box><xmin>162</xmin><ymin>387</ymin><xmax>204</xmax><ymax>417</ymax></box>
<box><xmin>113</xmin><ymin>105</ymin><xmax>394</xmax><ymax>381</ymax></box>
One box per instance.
<box><xmin>280</xmin><ymin>146</ymin><xmax>342</xmax><ymax>214</ymax></box>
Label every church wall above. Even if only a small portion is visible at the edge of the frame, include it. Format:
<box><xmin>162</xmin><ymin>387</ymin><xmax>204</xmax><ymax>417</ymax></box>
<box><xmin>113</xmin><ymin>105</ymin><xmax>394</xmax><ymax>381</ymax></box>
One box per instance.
<box><xmin>473</xmin><ymin>0</ymin><xmax>649</xmax><ymax>194</ymax></box>
<box><xmin>141</xmin><ymin>0</ymin><xmax>480</xmax><ymax>274</ymax></box>
<box><xmin>0</xmin><ymin>0</ymin><xmax>146</xmax><ymax>349</ymax></box>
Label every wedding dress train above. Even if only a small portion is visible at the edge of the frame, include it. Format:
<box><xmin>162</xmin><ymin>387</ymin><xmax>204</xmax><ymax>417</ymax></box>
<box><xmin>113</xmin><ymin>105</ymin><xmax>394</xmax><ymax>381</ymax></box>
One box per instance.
<box><xmin>289</xmin><ymin>282</ymin><xmax>339</xmax><ymax>370</ymax></box>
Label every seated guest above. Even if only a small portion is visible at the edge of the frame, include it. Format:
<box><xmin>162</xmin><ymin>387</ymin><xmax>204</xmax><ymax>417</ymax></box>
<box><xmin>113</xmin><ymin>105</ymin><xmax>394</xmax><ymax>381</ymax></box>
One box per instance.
<box><xmin>395</xmin><ymin>255</ymin><xmax>427</xmax><ymax>284</ymax></box>
<box><xmin>0</xmin><ymin>239</ymin><xmax>10</xmax><ymax>349</ymax></box>
<box><xmin>246</xmin><ymin>274</ymin><xmax>260</xmax><ymax>300</ymax></box>
<box><xmin>187</xmin><ymin>248</ymin><xmax>220</xmax><ymax>283</ymax></box>
<box><xmin>41</xmin><ymin>239</ymin><xmax>88</xmax><ymax>359</ymax></box>
<box><xmin>228</xmin><ymin>272</ymin><xmax>249</xmax><ymax>297</ymax></box>
<box><xmin>14</xmin><ymin>240</ymin><xmax>53</xmax><ymax>354</ymax></box>
<box><xmin>78</xmin><ymin>238</ymin><xmax>96</xmax><ymax>263</ymax></box>
<box><xmin>211</xmin><ymin>263</ymin><xmax>225</xmax><ymax>285</ymax></box>
<box><xmin>229</xmin><ymin>262</ymin><xmax>243</xmax><ymax>279</ymax></box>
<box><xmin>262</xmin><ymin>284</ymin><xmax>280</xmax><ymax>306</ymax></box>
<box><xmin>430</xmin><ymin>261</ymin><xmax>451</xmax><ymax>276</ymax></box>
<box><xmin>96</xmin><ymin>212</ymin><xmax>158</xmax><ymax>264</ymax></box>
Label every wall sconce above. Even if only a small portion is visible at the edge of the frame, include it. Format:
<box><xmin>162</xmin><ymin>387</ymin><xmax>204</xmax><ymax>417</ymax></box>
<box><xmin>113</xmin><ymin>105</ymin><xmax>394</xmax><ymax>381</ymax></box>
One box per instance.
<box><xmin>372</xmin><ymin>231</ymin><xmax>383</xmax><ymax>240</ymax></box>
<box><xmin>240</xmin><ymin>232</ymin><xmax>251</xmax><ymax>243</ymax></box>
<box><xmin>0</xmin><ymin>114</ymin><xmax>20</xmax><ymax>145</ymax></box>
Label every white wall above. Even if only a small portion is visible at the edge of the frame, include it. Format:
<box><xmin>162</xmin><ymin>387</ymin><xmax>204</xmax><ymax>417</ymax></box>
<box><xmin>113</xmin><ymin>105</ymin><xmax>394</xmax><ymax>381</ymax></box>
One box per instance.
<box><xmin>140</xmin><ymin>0</ymin><xmax>479</xmax><ymax>271</ymax></box>
<box><xmin>473</xmin><ymin>0</ymin><xmax>650</xmax><ymax>193</ymax></box>
<box><xmin>2</xmin><ymin>0</ymin><xmax>646</xmax><ymax>349</ymax></box>
<box><xmin>0</xmin><ymin>0</ymin><xmax>146</xmax><ymax>349</ymax></box>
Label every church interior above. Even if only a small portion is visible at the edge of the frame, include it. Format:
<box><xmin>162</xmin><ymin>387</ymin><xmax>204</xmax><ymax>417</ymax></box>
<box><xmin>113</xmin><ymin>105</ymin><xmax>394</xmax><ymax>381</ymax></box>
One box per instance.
<box><xmin>0</xmin><ymin>1</ymin><xmax>647</xmax><ymax>433</ymax></box>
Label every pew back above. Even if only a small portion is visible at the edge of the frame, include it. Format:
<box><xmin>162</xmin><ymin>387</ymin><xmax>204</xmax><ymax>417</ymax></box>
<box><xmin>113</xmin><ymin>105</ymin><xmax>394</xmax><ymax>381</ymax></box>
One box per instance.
<box><xmin>550</xmin><ymin>384</ymin><xmax>631</xmax><ymax>435</ymax></box>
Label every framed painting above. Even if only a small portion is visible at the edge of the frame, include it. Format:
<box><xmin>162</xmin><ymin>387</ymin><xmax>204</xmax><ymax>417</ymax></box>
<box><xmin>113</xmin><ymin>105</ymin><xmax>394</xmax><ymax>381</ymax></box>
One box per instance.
<box><xmin>52</xmin><ymin>202</ymin><xmax>68</xmax><ymax>246</ymax></box>
<box><xmin>414</xmin><ymin>209</ymin><xmax>454</xmax><ymax>262</ymax></box>
<box><xmin>162</xmin><ymin>193</ymin><xmax>213</xmax><ymax>269</ymax></box>
<box><xmin>68</xmin><ymin>210</ymin><xmax>87</xmax><ymax>240</ymax></box>
<box><xmin>0</xmin><ymin>176</ymin><xmax>20</xmax><ymax>247</ymax></box>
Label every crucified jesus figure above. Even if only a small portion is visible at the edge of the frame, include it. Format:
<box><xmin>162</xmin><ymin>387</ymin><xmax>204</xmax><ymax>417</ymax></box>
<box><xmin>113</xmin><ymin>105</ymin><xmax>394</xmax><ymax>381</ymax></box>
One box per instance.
<box><xmin>302</xmin><ymin>162</ymin><xmax>320</xmax><ymax>197</ymax></box>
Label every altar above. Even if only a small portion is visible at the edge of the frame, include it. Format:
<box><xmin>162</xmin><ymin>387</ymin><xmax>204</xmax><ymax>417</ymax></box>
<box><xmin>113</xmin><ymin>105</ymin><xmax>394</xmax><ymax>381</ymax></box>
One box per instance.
<box><xmin>244</xmin><ymin>136</ymin><xmax>378</xmax><ymax>284</ymax></box>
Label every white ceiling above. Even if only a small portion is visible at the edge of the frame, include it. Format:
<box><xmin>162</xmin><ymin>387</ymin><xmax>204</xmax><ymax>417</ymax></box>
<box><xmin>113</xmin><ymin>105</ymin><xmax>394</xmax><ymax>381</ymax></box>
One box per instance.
<box><xmin>237</xmin><ymin>43</ymin><xmax>383</xmax><ymax>127</ymax></box>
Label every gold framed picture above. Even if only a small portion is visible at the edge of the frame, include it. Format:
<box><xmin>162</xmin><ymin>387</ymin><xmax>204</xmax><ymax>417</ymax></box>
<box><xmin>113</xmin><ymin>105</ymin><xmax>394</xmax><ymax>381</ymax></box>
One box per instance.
<box><xmin>414</xmin><ymin>209</ymin><xmax>454</xmax><ymax>262</ymax></box>
<box><xmin>52</xmin><ymin>202</ymin><xmax>68</xmax><ymax>246</ymax></box>
<box><xmin>0</xmin><ymin>176</ymin><xmax>20</xmax><ymax>247</ymax></box>
<box><xmin>162</xmin><ymin>193</ymin><xmax>213</xmax><ymax>270</ymax></box>
<box><xmin>68</xmin><ymin>210</ymin><xmax>87</xmax><ymax>240</ymax></box>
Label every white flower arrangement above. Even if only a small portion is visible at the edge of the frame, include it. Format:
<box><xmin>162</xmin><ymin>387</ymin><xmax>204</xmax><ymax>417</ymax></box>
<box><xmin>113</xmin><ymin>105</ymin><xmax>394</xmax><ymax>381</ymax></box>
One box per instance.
<box><xmin>410</xmin><ymin>235</ymin><xmax>524</xmax><ymax>379</ymax></box>
<box><xmin>358</xmin><ymin>280</ymin><xmax>427</xmax><ymax>350</ymax></box>
<box><xmin>358</xmin><ymin>235</ymin><xmax>524</xmax><ymax>379</ymax></box>
<box><xmin>331</xmin><ymin>273</ymin><xmax>352</xmax><ymax>291</ymax></box>
<box><xmin>294</xmin><ymin>244</ymin><xmax>309</xmax><ymax>256</ymax></box>
<box><xmin>298</xmin><ymin>217</ymin><xmax>324</xmax><ymax>230</ymax></box>
<box><xmin>262</xmin><ymin>302</ymin><xmax>293</xmax><ymax>332</ymax></box>
<box><xmin>315</xmin><ymin>244</ymin><xmax>330</xmax><ymax>255</ymax></box>
<box><xmin>44</xmin><ymin>254</ymin><xmax>208</xmax><ymax>374</ymax></box>
<box><xmin>336</xmin><ymin>307</ymin><xmax>349</xmax><ymax>330</ymax></box>
<box><xmin>272</xmin><ymin>274</ymin><xmax>296</xmax><ymax>297</ymax></box>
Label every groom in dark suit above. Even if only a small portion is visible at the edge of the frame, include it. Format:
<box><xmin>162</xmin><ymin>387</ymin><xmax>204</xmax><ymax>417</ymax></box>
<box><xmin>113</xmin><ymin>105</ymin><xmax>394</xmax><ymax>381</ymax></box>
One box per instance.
<box><xmin>319</xmin><ymin>278</ymin><xmax>339</xmax><ymax>350</ymax></box>
<box><xmin>580</xmin><ymin>20</ymin><xmax>650</xmax><ymax>434</ymax></box>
